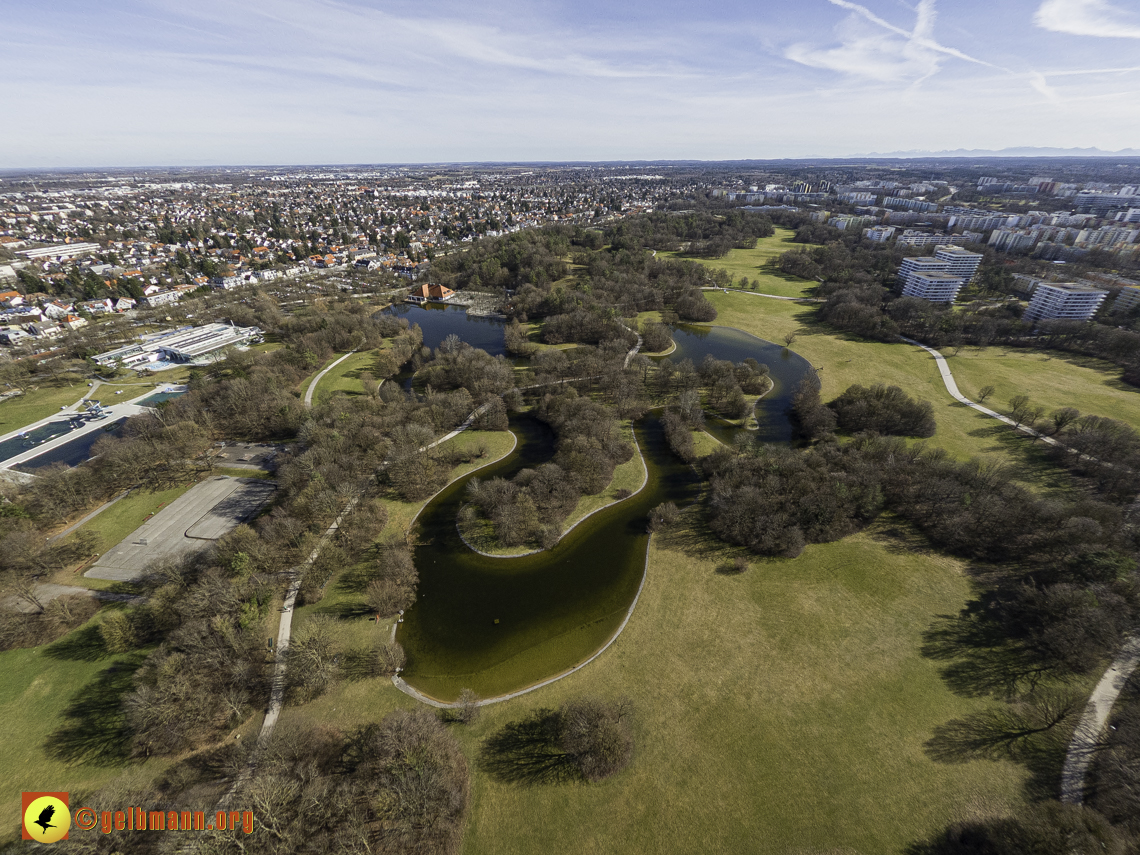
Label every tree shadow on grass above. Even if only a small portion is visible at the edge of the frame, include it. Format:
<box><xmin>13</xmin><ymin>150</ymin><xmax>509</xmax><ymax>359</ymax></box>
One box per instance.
<box><xmin>341</xmin><ymin>647</ymin><xmax>377</xmax><ymax>681</ymax></box>
<box><xmin>323</xmin><ymin>600</ymin><xmax>373</xmax><ymax>621</ymax></box>
<box><xmin>335</xmin><ymin>565</ymin><xmax>374</xmax><ymax>595</ymax></box>
<box><xmin>921</xmin><ymin>604</ymin><xmax>1078</xmax><ymax>800</ymax></box>
<box><xmin>43</xmin><ymin>621</ymin><xmax>109</xmax><ymax>662</ymax></box>
<box><xmin>45</xmin><ymin>653</ymin><xmax>147</xmax><ymax>766</ymax></box>
<box><xmin>479</xmin><ymin>709</ymin><xmax>578</xmax><ymax>786</ymax></box>
<box><xmin>923</xmin><ymin>700</ymin><xmax>1076</xmax><ymax>801</ymax></box>
<box><xmin>921</xmin><ymin>600</ymin><xmax>1061</xmax><ymax>699</ymax></box>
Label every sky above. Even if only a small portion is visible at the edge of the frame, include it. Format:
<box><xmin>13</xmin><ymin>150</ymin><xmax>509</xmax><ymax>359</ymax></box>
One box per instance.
<box><xmin>3</xmin><ymin>0</ymin><xmax>1140</xmax><ymax>167</ymax></box>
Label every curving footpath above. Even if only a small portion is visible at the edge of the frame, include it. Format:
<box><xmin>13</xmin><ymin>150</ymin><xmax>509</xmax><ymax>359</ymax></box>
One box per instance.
<box><xmin>701</xmin><ymin>285</ymin><xmax>816</xmax><ymax>302</ymax></box>
<box><xmin>303</xmin><ymin>350</ymin><xmax>356</xmax><ymax>407</ymax></box>
<box><xmin>1060</xmin><ymin>637</ymin><xmax>1140</xmax><ymax>804</ymax></box>
<box><xmin>899</xmin><ymin>335</ymin><xmax>1140</xmax><ymax>804</ymax></box>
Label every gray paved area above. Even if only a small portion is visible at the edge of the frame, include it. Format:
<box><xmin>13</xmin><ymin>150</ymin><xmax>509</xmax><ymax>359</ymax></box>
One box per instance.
<box><xmin>211</xmin><ymin>442</ymin><xmax>283</xmax><ymax>471</ymax></box>
<box><xmin>85</xmin><ymin>476</ymin><xmax>276</xmax><ymax>581</ymax></box>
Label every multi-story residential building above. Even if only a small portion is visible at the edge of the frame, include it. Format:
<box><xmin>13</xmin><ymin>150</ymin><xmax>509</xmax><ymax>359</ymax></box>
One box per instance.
<box><xmin>897</xmin><ymin>257</ymin><xmax>964</xmax><ymax>302</ymax></box>
<box><xmin>900</xmin><ymin>271</ymin><xmax>964</xmax><ymax>302</ymax></box>
<box><xmin>897</xmin><ymin>231</ymin><xmax>947</xmax><ymax>247</ymax></box>
<box><xmin>1112</xmin><ymin>285</ymin><xmax>1140</xmax><ymax>314</ymax></box>
<box><xmin>897</xmin><ymin>231</ymin><xmax>975</xmax><ymax>248</ymax></box>
<box><xmin>989</xmin><ymin>229</ymin><xmax>1038</xmax><ymax>252</ymax></box>
<box><xmin>862</xmin><ymin>226</ymin><xmax>896</xmax><ymax>242</ymax></box>
<box><xmin>933</xmin><ymin>246</ymin><xmax>983</xmax><ymax>283</ymax></box>
<box><xmin>1022</xmin><ymin>282</ymin><xmax>1108</xmax><ymax>324</ymax></box>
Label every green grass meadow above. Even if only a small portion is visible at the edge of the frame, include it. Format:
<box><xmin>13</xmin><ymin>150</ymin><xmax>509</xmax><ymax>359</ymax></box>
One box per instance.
<box><xmin>659</xmin><ymin>227</ymin><xmax>819</xmax><ymax>298</ymax></box>
<box><xmin>310</xmin><ymin>349</ymin><xmax>388</xmax><ymax>403</ymax></box>
<box><xmin>946</xmin><ymin>347</ymin><xmax>1140</xmax><ymax>431</ymax></box>
<box><xmin>280</xmin><ymin>518</ymin><xmax>1030</xmax><ymax>855</ymax></box>
<box><xmin>0</xmin><ymin>383</ymin><xmax>89</xmax><ymax>434</ymax></box>
<box><xmin>0</xmin><ymin>623</ymin><xmax>173</xmax><ymax>835</ymax></box>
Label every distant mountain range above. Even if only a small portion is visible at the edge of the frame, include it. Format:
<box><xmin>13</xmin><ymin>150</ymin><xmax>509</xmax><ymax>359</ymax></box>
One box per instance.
<box><xmin>855</xmin><ymin>146</ymin><xmax>1140</xmax><ymax>158</ymax></box>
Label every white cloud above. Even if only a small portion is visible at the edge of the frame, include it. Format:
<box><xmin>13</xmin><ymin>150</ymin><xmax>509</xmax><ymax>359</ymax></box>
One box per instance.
<box><xmin>786</xmin><ymin>0</ymin><xmax>997</xmax><ymax>82</ymax></box>
<box><xmin>1035</xmin><ymin>0</ymin><xmax>1140</xmax><ymax>38</ymax></box>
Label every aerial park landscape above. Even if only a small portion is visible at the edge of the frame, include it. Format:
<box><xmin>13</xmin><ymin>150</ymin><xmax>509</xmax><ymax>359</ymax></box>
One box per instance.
<box><xmin>5</xmin><ymin>0</ymin><xmax>1140</xmax><ymax>850</ymax></box>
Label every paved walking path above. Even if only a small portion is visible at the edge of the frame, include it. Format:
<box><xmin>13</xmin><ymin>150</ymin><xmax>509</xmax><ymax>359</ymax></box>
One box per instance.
<box><xmin>303</xmin><ymin>350</ymin><xmax>356</xmax><ymax>406</ymax></box>
<box><xmin>701</xmin><ymin>286</ymin><xmax>817</xmax><ymax>302</ymax></box>
<box><xmin>1060</xmin><ymin>637</ymin><xmax>1140</xmax><ymax>804</ymax></box>
<box><xmin>899</xmin><ymin>334</ymin><xmax>1140</xmax><ymax>804</ymax></box>
<box><xmin>899</xmin><ymin>336</ymin><xmax>1066</xmax><ymax>446</ymax></box>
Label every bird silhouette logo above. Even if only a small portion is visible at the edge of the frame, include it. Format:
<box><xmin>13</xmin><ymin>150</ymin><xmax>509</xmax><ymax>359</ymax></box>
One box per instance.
<box><xmin>22</xmin><ymin>793</ymin><xmax>71</xmax><ymax>843</ymax></box>
<box><xmin>34</xmin><ymin>805</ymin><xmax>57</xmax><ymax>835</ymax></box>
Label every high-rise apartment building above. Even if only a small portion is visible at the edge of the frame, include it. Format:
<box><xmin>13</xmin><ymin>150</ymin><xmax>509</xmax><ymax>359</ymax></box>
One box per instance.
<box><xmin>1022</xmin><ymin>282</ymin><xmax>1108</xmax><ymax>324</ymax></box>
<box><xmin>895</xmin><ymin>246</ymin><xmax>981</xmax><ymax>302</ymax></box>
<box><xmin>933</xmin><ymin>245</ymin><xmax>983</xmax><ymax>282</ymax></box>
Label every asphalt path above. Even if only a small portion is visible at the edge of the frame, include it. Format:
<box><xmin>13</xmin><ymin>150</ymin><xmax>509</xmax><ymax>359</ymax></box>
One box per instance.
<box><xmin>1060</xmin><ymin>637</ymin><xmax>1140</xmax><ymax>804</ymax></box>
<box><xmin>303</xmin><ymin>350</ymin><xmax>356</xmax><ymax>406</ymax></box>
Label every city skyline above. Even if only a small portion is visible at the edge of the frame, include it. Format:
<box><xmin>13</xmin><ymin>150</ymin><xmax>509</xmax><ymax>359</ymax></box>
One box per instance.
<box><xmin>4</xmin><ymin>0</ymin><xmax>1140</xmax><ymax>167</ymax></box>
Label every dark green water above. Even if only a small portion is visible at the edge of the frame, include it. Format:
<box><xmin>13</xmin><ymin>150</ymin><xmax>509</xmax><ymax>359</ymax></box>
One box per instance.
<box><xmin>398</xmin><ymin>415</ymin><xmax>701</xmax><ymax>699</ymax></box>
<box><xmin>396</xmin><ymin>317</ymin><xmax>814</xmax><ymax>701</ymax></box>
<box><xmin>668</xmin><ymin>323</ymin><xmax>813</xmax><ymax>445</ymax></box>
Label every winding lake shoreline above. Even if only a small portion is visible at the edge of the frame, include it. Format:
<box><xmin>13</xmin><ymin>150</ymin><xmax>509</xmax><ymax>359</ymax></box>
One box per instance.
<box><xmin>395</xmin><ymin>312</ymin><xmax>814</xmax><ymax>701</ymax></box>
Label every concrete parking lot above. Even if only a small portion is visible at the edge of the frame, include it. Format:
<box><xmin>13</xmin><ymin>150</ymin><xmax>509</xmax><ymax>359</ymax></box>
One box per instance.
<box><xmin>85</xmin><ymin>476</ymin><xmax>277</xmax><ymax>581</ymax></box>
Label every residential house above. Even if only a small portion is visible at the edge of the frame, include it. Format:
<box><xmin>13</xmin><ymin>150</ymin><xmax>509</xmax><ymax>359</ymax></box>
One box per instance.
<box><xmin>78</xmin><ymin>298</ymin><xmax>115</xmax><ymax>314</ymax></box>
<box><xmin>43</xmin><ymin>300</ymin><xmax>75</xmax><ymax>320</ymax></box>
<box><xmin>407</xmin><ymin>283</ymin><xmax>455</xmax><ymax>304</ymax></box>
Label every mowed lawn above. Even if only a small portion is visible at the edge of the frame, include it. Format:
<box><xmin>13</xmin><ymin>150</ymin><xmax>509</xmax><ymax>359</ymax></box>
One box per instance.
<box><xmin>0</xmin><ymin>625</ymin><xmax>173</xmax><ymax>838</ymax></box>
<box><xmin>280</xmin><ymin>521</ymin><xmax>1028</xmax><ymax>855</ymax></box>
<box><xmin>311</xmin><ymin>349</ymin><xmax>389</xmax><ymax>402</ymax></box>
<box><xmin>0</xmin><ymin>383</ymin><xmax>89</xmax><ymax>433</ymax></box>
<box><xmin>659</xmin><ymin>228</ymin><xmax>819</xmax><ymax>298</ymax></box>
<box><xmin>704</xmin><ymin>292</ymin><xmax>1079</xmax><ymax>492</ymax></box>
<box><xmin>947</xmin><ymin>347</ymin><xmax>1140</xmax><ymax>431</ymax></box>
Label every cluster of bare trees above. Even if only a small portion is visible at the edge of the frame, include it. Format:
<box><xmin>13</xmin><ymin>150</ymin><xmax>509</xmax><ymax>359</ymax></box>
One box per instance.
<box><xmin>605</xmin><ymin>210</ymin><xmax>774</xmax><ymax>258</ymax></box>
<box><xmin>113</xmin><ymin>556</ymin><xmax>274</xmax><ymax>756</ymax></box>
<box><xmin>416</xmin><ymin>335</ymin><xmax>515</xmax><ymax>400</ymax></box>
<box><xmin>464</xmin><ymin>388</ymin><xmax>632</xmax><ymax>549</ymax></box>
<box><xmin>827</xmin><ymin>383</ymin><xmax>937</xmax><ymax>438</ymax></box>
<box><xmin>480</xmin><ymin>696</ymin><xmax>634</xmax><ymax>785</ymax></box>
<box><xmin>793</xmin><ymin>380</ymin><xmax>936</xmax><ymax>441</ymax></box>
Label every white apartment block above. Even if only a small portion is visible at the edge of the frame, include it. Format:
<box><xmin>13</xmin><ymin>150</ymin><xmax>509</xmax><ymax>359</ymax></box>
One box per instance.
<box><xmin>900</xmin><ymin>271</ymin><xmax>966</xmax><ymax>302</ymax></box>
<box><xmin>863</xmin><ymin>225</ymin><xmax>896</xmax><ymax>242</ymax></box>
<box><xmin>897</xmin><ymin>256</ymin><xmax>965</xmax><ymax>302</ymax></box>
<box><xmin>1022</xmin><ymin>282</ymin><xmax>1108</xmax><ymax>324</ymax></box>
<box><xmin>1113</xmin><ymin>285</ymin><xmax>1140</xmax><ymax>314</ymax></box>
<box><xmin>897</xmin><ymin>231</ymin><xmax>974</xmax><ymax>248</ymax></box>
<box><xmin>933</xmin><ymin>246</ymin><xmax>983</xmax><ymax>283</ymax></box>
